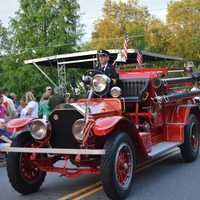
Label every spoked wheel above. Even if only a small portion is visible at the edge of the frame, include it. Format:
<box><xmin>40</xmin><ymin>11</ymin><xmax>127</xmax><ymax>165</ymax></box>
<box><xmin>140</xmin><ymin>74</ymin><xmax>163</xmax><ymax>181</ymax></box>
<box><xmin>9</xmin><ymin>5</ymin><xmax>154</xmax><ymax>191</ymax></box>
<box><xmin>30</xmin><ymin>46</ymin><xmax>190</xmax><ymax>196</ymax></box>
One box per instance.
<box><xmin>19</xmin><ymin>152</ymin><xmax>43</xmax><ymax>184</ymax></box>
<box><xmin>101</xmin><ymin>132</ymin><xmax>135</xmax><ymax>200</ymax></box>
<box><xmin>190</xmin><ymin>124</ymin><xmax>199</xmax><ymax>152</ymax></box>
<box><xmin>115</xmin><ymin>143</ymin><xmax>133</xmax><ymax>190</ymax></box>
<box><xmin>180</xmin><ymin>114</ymin><xmax>200</xmax><ymax>162</ymax></box>
<box><xmin>7</xmin><ymin>133</ymin><xmax>46</xmax><ymax>194</ymax></box>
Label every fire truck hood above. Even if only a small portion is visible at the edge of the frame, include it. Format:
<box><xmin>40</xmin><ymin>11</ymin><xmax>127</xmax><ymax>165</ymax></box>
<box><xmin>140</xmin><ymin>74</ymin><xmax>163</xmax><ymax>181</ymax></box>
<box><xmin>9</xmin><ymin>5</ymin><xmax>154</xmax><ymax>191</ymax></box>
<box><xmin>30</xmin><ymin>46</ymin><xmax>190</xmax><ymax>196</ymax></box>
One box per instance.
<box><xmin>70</xmin><ymin>98</ymin><xmax>122</xmax><ymax>116</ymax></box>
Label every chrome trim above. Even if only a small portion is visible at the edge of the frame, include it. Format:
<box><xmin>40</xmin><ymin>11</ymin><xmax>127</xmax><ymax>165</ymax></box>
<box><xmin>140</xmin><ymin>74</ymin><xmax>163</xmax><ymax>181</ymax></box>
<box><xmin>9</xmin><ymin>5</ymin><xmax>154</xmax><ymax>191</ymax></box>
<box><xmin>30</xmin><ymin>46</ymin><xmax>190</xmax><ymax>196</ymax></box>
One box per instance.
<box><xmin>70</xmin><ymin>103</ymin><xmax>86</xmax><ymax>116</ymax></box>
<box><xmin>0</xmin><ymin>147</ymin><xmax>106</xmax><ymax>155</ymax></box>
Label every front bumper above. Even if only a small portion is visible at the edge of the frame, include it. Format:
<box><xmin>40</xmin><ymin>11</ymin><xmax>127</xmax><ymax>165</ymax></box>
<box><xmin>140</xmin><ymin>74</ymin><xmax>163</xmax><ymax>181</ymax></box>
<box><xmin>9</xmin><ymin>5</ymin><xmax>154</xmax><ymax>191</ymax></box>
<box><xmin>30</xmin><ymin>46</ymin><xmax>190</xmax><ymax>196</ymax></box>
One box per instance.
<box><xmin>0</xmin><ymin>144</ymin><xmax>105</xmax><ymax>155</ymax></box>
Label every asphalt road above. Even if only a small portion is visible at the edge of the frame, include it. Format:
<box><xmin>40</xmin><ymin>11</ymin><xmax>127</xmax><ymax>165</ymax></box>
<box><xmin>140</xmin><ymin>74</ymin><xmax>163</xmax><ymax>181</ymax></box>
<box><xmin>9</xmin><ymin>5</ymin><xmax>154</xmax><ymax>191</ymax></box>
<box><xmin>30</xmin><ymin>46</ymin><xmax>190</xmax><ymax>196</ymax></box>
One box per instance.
<box><xmin>0</xmin><ymin>151</ymin><xmax>200</xmax><ymax>200</ymax></box>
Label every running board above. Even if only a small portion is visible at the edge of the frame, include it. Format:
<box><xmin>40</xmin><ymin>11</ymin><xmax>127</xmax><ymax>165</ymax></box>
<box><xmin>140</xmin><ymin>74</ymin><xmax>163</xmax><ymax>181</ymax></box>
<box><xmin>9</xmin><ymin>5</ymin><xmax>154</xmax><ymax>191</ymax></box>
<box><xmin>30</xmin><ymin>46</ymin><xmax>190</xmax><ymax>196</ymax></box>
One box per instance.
<box><xmin>148</xmin><ymin>142</ymin><xmax>180</xmax><ymax>158</ymax></box>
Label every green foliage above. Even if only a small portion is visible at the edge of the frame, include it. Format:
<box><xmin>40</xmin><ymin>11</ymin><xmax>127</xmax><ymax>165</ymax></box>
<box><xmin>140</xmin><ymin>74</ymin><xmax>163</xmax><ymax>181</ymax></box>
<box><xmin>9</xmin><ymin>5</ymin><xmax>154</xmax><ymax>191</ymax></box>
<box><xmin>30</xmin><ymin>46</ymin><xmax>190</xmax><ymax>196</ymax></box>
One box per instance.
<box><xmin>9</xmin><ymin>0</ymin><xmax>83</xmax><ymax>57</ymax></box>
<box><xmin>89</xmin><ymin>0</ymin><xmax>150</xmax><ymax>50</ymax></box>
<box><xmin>89</xmin><ymin>0</ymin><xmax>200</xmax><ymax>63</ymax></box>
<box><xmin>166</xmin><ymin>0</ymin><xmax>200</xmax><ymax>59</ymax></box>
<box><xmin>1</xmin><ymin>0</ymin><xmax>200</xmax><ymax>99</ymax></box>
<box><xmin>0</xmin><ymin>21</ymin><xmax>10</xmax><ymax>56</ymax></box>
<box><xmin>0</xmin><ymin>55</ymin><xmax>54</xmax><ymax>99</ymax></box>
<box><xmin>145</xmin><ymin>17</ymin><xmax>171</xmax><ymax>54</ymax></box>
<box><xmin>0</xmin><ymin>0</ymin><xmax>83</xmax><ymax>98</ymax></box>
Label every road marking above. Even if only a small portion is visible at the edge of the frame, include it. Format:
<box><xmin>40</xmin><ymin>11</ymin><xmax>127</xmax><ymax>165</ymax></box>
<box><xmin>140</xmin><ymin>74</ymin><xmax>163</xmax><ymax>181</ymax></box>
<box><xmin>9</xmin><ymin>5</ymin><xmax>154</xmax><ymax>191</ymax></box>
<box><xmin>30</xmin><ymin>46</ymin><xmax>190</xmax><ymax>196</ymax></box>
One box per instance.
<box><xmin>57</xmin><ymin>182</ymin><xmax>101</xmax><ymax>200</ymax></box>
<box><xmin>58</xmin><ymin>149</ymin><xmax>179</xmax><ymax>200</ymax></box>
<box><xmin>73</xmin><ymin>186</ymin><xmax>103</xmax><ymax>200</ymax></box>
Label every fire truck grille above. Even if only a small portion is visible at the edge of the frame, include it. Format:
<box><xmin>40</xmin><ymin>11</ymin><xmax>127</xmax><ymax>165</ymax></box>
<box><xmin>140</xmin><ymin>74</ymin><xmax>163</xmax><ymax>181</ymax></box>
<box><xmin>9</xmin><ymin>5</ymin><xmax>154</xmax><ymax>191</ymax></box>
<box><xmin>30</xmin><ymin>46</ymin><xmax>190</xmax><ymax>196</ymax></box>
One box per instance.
<box><xmin>120</xmin><ymin>78</ymin><xmax>149</xmax><ymax>98</ymax></box>
<box><xmin>48</xmin><ymin>108</ymin><xmax>83</xmax><ymax>149</ymax></box>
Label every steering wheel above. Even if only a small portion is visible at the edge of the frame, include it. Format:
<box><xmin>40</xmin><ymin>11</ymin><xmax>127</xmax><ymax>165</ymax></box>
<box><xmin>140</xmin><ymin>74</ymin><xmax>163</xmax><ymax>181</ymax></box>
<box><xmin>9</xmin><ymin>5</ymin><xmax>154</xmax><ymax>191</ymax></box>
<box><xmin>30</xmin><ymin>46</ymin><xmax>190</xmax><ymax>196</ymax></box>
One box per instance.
<box><xmin>84</xmin><ymin>69</ymin><xmax>104</xmax><ymax>77</ymax></box>
<box><xmin>82</xmin><ymin>69</ymin><xmax>104</xmax><ymax>85</ymax></box>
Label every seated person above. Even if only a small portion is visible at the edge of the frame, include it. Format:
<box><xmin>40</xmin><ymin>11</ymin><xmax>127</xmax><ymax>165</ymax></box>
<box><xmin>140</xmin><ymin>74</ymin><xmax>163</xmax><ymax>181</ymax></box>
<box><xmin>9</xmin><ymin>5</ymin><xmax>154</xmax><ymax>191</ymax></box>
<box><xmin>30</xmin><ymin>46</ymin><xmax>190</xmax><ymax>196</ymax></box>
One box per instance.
<box><xmin>96</xmin><ymin>49</ymin><xmax>119</xmax><ymax>85</ymax></box>
<box><xmin>0</xmin><ymin>119</ymin><xmax>12</xmax><ymax>143</ymax></box>
<box><xmin>82</xmin><ymin>50</ymin><xmax>119</xmax><ymax>98</ymax></box>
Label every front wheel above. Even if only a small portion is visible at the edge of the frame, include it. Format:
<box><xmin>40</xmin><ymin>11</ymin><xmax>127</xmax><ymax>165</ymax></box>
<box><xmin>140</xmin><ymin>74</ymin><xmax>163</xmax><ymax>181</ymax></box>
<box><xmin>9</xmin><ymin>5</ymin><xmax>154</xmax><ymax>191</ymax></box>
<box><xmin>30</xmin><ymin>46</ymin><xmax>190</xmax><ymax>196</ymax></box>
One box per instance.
<box><xmin>100</xmin><ymin>132</ymin><xmax>135</xmax><ymax>200</ymax></box>
<box><xmin>7</xmin><ymin>133</ymin><xmax>46</xmax><ymax>194</ymax></box>
<box><xmin>180</xmin><ymin>114</ymin><xmax>200</xmax><ymax>162</ymax></box>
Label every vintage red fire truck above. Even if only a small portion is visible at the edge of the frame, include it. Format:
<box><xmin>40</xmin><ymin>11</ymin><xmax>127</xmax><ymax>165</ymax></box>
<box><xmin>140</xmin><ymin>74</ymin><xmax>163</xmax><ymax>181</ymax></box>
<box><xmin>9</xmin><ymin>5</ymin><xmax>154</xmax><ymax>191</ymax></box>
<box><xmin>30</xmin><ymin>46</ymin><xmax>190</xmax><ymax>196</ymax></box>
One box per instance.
<box><xmin>0</xmin><ymin>50</ymin><xmax>200</xmax><ymax>200</ymax></box>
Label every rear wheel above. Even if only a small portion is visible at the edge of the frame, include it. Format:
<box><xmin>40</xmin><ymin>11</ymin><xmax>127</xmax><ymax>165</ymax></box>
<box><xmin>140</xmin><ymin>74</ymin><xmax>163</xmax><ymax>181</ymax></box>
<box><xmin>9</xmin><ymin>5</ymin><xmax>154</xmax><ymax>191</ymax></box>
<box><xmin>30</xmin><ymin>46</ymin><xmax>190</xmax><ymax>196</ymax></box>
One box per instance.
<box><xmin>7</xmin><ymin>133</ymin><xmax>46</xmax><ymax>194</ymax></box>
<box><xmin>100</xmin><ymin>132</ymin><xmax>135</xmax><ymax>200</ymax></box>
<box><xmin>180</xmin><ymin>114</ymin><xmax>200</xmax><ymax>162</ymax></box>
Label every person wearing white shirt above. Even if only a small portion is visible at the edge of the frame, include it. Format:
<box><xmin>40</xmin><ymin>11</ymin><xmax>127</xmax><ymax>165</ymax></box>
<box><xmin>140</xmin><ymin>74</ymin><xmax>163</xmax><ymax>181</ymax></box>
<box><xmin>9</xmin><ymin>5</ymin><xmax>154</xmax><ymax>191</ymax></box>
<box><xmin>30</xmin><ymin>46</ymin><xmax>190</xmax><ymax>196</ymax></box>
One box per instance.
<box><xmin>20</xmin><ymin>91</ymin><xmax>38</xmax><ymax>118</ymax></box>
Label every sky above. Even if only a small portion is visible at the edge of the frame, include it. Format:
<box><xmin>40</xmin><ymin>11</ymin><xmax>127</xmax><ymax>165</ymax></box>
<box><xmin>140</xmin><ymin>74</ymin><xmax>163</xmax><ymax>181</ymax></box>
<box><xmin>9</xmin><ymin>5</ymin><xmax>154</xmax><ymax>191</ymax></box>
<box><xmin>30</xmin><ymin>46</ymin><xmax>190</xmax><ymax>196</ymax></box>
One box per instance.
<box><xmin>0</xmin><ymin>0</ymin><xmax>172</xmax><ymax>42</ymax></box>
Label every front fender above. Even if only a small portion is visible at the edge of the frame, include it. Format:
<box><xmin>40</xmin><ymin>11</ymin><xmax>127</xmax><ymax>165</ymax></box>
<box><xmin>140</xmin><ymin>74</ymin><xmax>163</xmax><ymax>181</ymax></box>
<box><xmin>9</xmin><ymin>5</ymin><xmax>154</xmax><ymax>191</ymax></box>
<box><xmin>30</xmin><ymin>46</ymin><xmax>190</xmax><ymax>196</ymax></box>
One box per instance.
<box><xmin>7</xmin><ymin>118</ymin><xmax>35</xmax><ymax>133</ymax></box>
<box><xmin>93</xmin><ymin>116</ymin><xmax>123</xmax><ymax>136</ymax></box>
<box><xmin>92</xmin><ymin>115</ymin><xmax>148</xmax><ymax>159</ymax></box>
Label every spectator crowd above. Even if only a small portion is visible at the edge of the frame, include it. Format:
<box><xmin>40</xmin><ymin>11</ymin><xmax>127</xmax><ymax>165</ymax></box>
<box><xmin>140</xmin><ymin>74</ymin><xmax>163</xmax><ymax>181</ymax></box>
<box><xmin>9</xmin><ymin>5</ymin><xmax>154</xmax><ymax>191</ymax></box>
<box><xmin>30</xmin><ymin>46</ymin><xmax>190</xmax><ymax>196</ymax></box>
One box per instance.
<box><xmin>0</xmin><ymin>86</ymin><xmax>65</xmax><ymax>161</ymax></box>
<box><xmin>0</xmin><ymin>86</ymin><xmax>66</xmax><ymax>124</ymax></box>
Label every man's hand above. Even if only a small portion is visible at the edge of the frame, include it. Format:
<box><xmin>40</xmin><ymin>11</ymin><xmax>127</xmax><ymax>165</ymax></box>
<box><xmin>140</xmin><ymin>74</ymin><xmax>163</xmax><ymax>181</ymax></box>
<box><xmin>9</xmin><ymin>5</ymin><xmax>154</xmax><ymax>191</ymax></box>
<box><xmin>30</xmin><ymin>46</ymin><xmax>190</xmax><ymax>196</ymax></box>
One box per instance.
<box><xmin>112</xmin><ymin>79</ymin><xmax>117</xmax><ymax>85</ymax></box>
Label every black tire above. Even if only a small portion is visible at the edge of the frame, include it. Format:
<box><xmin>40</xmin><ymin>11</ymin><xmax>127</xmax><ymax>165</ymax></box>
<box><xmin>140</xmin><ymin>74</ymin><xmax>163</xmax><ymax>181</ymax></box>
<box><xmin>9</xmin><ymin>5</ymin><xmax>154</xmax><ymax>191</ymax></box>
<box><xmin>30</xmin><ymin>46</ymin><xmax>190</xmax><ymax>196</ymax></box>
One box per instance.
<box><xmin>100</xmin><ymin>132</ymin><xmax>135</xmax><ymax>200</ymax></box>
<box><xmin>7</xmin><ymin>133</ymin><xmax>46</xmax><ymax>194</ymax></box>
<box><xmin>180</xmin><ymin>114</ymin><xmax>200</xmax><ymax>162</ymax></box>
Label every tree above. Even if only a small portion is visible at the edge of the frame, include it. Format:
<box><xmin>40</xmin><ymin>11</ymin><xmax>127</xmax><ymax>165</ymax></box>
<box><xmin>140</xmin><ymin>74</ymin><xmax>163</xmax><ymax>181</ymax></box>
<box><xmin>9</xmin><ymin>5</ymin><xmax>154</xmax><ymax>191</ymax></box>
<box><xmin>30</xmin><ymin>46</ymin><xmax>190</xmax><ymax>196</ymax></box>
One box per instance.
<box><xmin>0</xmin><ymin>0</ymin><xmax>83</xmax><ymax>97</ymax></box>
<box><xmin>0</xmin><ymin>54</ymin><xmax>55</xmax><ymax>98</ymax></box>
<box><xmin>0</xmin><ymin>21</ymin><xmax>9</xmax><ymax>56</ymax></box>
<box><xmin>166</xmin><ymin>0</ymin><xmax>200</xmax><ymax>59</ymax></box>
<box><xmin>146</xmin><ymin>17</ymin><xmax>171</xmax><ymax>54</ymax></box>
<box><xmin>10</xmin><ymin>0</ymin><xmax>83</xmax><ymax>57</ymax></box>
<box><xmin>89</xmin><ymin>0</ymin><xmax>150</xmax><ymax>50</ymax></box>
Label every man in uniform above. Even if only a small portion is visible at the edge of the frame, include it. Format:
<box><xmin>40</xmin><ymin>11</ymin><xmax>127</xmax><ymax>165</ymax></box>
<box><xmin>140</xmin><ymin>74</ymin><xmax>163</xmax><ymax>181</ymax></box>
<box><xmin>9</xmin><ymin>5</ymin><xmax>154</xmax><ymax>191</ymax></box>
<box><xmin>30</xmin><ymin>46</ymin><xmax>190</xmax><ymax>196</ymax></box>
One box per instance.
<box><xmin>96</xmin><ymin>49</ymin><xmax>119</xmax><ymax>85</ymax></box>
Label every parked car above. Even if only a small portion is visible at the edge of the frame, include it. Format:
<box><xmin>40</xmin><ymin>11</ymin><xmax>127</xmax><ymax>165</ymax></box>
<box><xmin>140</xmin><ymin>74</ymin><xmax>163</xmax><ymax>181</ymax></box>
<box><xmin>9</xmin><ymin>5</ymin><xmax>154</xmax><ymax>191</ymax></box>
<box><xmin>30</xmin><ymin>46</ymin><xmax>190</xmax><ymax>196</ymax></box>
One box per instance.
<box><xmin>1</xmin><ymin>65</ymin><xmax>200</xmax><ymax>199</ymax></box>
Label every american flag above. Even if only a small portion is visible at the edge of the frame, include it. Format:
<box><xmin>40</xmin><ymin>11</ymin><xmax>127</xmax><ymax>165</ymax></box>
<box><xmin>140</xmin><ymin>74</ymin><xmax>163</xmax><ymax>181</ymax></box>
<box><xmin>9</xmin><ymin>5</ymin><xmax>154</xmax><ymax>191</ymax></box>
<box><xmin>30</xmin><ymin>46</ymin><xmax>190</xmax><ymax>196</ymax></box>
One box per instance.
<box><xmin>123</xmin><ymin>33</ymin><xmax>129</xmax><ymax>61</ymax></box>
<box><xmin>137</xmin><ymin>50</ymin><xmax>143</xmax><ymax>65</ymax></box>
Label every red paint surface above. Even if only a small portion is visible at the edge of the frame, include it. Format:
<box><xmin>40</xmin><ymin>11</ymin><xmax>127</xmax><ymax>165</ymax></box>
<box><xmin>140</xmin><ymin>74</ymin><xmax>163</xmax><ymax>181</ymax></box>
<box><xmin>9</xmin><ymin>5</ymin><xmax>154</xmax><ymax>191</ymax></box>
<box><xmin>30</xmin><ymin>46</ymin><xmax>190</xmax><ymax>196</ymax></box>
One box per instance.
<box><xmin>7</xmin><ymin>117</ymin><xmax>35</xmax><ymax>133</ymax></box>
<box><xmin>93</xmin><ymin>116</ymin><xmax>123</xmax><ymax>136</ymax></box>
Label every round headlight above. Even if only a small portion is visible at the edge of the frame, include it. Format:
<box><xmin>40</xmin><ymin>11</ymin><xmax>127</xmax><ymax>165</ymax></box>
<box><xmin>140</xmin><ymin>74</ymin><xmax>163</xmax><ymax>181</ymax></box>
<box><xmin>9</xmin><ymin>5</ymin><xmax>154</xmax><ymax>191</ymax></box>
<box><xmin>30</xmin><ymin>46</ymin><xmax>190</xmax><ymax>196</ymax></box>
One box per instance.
<box><xmin>92</xmin><ymin>74</ymin><xmax>111</xmax><ymax>93</ymax></box>
<box><xmin>111</xmin><ymin>87</ymin><xmax>122</xmax><ymax>98</ymax></box>
<box><xmin>30</xmin><ymin>119</ymin><xmax>47</xmax><ymax>140</ymax></box>
<box><xmin>72</xmin><ymin>119</ymin><xmax>85</xmax><ymax>142</ymax></box>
